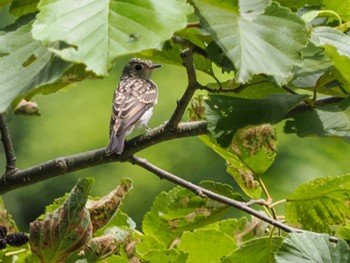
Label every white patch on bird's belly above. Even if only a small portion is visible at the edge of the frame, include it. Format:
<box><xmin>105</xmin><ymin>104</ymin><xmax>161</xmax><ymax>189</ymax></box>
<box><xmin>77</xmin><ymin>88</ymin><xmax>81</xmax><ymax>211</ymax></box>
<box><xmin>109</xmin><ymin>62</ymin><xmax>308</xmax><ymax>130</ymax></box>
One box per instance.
<box><xmin>136</xmin><ymin>106</ymin><xmax>154</xmax><ymax>129</ymax></box>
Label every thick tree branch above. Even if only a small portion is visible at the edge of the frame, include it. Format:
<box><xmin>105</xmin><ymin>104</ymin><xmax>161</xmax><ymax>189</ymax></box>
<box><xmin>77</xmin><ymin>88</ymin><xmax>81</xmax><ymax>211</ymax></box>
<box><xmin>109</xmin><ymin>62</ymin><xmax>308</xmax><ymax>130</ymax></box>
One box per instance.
<box><xmin>0</xmin><ymin>114</ymin><xmax>17</xmax><ymax>174</ymax></box>
<box><xmin>130</xmin><ymin>155</ymin><xmax>339</xmax><ymax>243</ymax></box>
<box><xmin>285</xmin><ymin>96</ymin><xmax>345</xmax><ymax>118</ymax></box>
<box><xmin>166</xmin><ymin>49</ymin><xmax>199</xmax><ymax>131</ymax></box>
<box><xmin>0</xmin><ymin>121</ymin><xmax>207</xmax><ymax>194</ymax></box>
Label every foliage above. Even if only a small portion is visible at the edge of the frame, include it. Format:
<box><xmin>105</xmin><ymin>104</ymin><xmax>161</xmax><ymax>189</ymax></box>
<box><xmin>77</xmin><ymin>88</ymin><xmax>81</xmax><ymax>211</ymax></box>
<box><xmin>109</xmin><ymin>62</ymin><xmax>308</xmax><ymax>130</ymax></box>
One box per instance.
<box><xmin>1</xmin><ymin>0</ymin><xmax>350</xmax><ymax>262</ymax></box>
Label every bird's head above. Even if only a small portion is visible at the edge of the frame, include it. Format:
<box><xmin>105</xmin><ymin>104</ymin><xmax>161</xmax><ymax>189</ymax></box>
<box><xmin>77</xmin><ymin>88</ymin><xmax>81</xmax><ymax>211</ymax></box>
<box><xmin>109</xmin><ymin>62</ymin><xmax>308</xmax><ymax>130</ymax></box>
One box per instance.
<box><xmin>121</xmin><ymin>58</ymin><xmax>161</xmax><ymax>80</ymax></box>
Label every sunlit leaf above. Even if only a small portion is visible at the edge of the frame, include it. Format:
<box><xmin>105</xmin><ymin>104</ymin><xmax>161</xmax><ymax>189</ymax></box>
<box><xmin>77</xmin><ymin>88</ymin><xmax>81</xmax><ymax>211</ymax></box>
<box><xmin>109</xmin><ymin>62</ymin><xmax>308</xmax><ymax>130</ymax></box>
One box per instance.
<box><xmin>0</xmin><ymin>21</ymin><xmax>72</xmax><ymax>113</ymax></box>
<box><xmin>29</xmin><ymin>177</ymin><xmax>94</xmax><ymax>262</ymax></box>
<box><xmin>231</xmin><ymin>125</ymin><xmax>277</xmax><ymax>175</ymax></box>
<box><xmin>284</xmin><ymin>97</ymin><xmax>350</xmax><ymax>142</ymax></box>
<box><xmin>32</xmin><ymin>0</ymin><xmax>193</xmax><ymax>75</ymax></box>
<box><xmin>142</xmin><ymin>249</ymin><xmax>188</xmax><ymax>262</ymax></box>
<box><xmin>311</xmin><ymin>26</ymin><xmax>350</xmax><ymax>90</ymax></box>
<box><xmin>192</xmin><ymin>0</ymin><xmax>308</xmax><ymax>84</ymax></box>
<box><xmin>275</xmin><ymin>232</ymin><xmax>350</xmax><ymax>263</ymax></box>
<box><xmin>324</xmin><ymin>0</ymin><xmax>350</xmax><ymax>22</ymax></box>
<box><xmin>177</xmin><ymin>228</ymin><xmax>237</xmax><ymax>263</ymax></box>
<box><xmin>9</xmin><ymin>0</ymin><xmax>39</xmax><ymax>16</ymax></box>
<box><xmin>200</xmin><ymin>136</ymin><xmax>262</xmax><ymax>199</ymax></box>
<box><xmin>285</xmin><ymin>174</ymin><xmax>350</xmax><ymax>233</ymax></box>
<box><xmin>223</xmin><ymin>236</ymin><xmax>283</xmax><ymax>263</ymax></box>
<box><xmin>142</xmin><ymin>185</ymin><xmax>229</xmax><ymax>246</ymax></box>
<box><xmin>276</xmin><ymin>0</ymin><xmax>322</xmax><ymax>10</ymax></box>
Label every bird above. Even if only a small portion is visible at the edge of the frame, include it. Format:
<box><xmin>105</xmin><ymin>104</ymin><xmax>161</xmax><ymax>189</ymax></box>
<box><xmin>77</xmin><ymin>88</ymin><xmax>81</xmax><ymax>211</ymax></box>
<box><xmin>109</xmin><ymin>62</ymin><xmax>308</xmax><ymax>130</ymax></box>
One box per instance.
<box><xmin>106</xmin><ymin>58</ymin><xmax>161</xmax><ymax>155</ymax></box>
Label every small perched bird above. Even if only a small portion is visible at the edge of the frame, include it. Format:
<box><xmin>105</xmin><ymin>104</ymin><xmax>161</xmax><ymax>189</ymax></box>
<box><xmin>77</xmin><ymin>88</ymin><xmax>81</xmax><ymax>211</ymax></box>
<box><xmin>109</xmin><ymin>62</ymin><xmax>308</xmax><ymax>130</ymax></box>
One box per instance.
<box><xmin>106</xmin><ymin>58</ymin><xmax>161</xmax><ymax>155</ymax></box>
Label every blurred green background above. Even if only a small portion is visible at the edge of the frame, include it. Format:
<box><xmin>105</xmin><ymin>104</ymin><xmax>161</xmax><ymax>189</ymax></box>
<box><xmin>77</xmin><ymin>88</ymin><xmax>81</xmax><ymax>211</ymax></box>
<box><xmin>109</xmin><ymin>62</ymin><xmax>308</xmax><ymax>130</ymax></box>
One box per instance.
<box><xmin>2</xmin><ymin>59</ymin><xmax>350</xmax><ymax>232</ymax></box>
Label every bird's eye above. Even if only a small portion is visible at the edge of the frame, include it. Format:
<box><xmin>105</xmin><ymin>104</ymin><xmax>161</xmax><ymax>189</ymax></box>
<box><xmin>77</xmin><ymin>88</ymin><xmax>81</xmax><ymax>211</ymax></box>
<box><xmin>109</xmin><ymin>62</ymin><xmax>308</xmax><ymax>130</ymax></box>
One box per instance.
<box><xmin>134</xmin><ymin>64</ymin><xmax>142</xmax><ymax>71</ymax></box>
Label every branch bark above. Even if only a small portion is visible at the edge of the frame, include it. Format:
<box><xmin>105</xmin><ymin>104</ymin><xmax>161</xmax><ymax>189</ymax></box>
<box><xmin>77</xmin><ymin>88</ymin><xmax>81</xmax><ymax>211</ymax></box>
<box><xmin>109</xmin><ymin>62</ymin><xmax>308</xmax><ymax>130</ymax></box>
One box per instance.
<box><xmin>0</xmin><ymin>121</ymin><xmax>207</xmax><ymax>194</ymax></box>
<box><xmin>130</xmin><ymin>155</ymin><xmax>339</xmax><ymax>243</ymax></box>
<box><xmin>166</xmin><ymin>49</ymin><xmax>199</xmax><ymax>131</ymax></box>
<box><xmin>0</xmin><ymin>114</ymin><xmax>17</xmax><ymax>174</ymax></box>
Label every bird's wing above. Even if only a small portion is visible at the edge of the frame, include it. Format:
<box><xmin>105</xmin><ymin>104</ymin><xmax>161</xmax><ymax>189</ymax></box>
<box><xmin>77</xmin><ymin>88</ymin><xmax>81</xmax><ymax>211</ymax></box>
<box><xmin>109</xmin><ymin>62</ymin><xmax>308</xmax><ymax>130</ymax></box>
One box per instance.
<box><xmin>110</xmin><ymin>79</ymin><xmax>157</xmax><ymax>135</ymax></box>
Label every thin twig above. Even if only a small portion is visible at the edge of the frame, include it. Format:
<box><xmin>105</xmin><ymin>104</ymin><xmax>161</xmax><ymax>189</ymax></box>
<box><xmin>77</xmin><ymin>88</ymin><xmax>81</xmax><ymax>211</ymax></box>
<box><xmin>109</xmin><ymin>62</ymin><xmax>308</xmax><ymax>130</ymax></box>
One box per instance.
<box><xmin>166</xmin><ymin>49</ymin><xmax>199</xmax><ymax>131</ymax></box>
<box><xmin>186</xmin><ymin>22</ymin><xmax>201</xmax><ymax>28</ymax></box>
<box><xmin>0</xmin><ymin>114</ymin><xmax>17</xmax><ymax>174</ymax></box>
<box><xmin>130</xmin><ymin>155</ymin><xmax>339</xmax><ymax>243</ymax></box>
<box><xmin>130</xmin><ymin>156</ymin><xmax>297</xmax><ymax>233</ymax></box>
<box><xmin>172</xmin><ymin>36</ymin><xmax>207</xmax><ymax>58</ymax></box>
<box><xmin>197</xmin><ymin>80</ymin><xmax>269</xmax><ymax>94</ymax></box>
<box><xmin>0</xmin><ymin>121</ymin><xmax>207</xmax><ymax>194</ymax></box>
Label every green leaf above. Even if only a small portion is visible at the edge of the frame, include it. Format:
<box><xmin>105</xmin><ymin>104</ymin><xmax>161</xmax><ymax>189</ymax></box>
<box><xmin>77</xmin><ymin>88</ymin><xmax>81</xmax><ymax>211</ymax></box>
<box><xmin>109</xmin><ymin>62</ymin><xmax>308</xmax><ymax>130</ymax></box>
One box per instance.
<box><xmin>285</xmin><ymin>174</ymin><xmax>350</xmax><ymax>233</ymax></box>
<box><xmin>32</xmin><ymin>0</ymin><xmax>193</xmax><ymax>76</ymax></box>
<box><xmin>275</xmin><ymin>0</ymin><xmax>322</xmax><ymax>10</ymax></box>
<box><xmin>275</xmin><ymin>232</ymin><xmax>350</xmax><ymax>263</ymax></box>
<box><xmin>204</xmin><ymin>93</ymin><xmax>307</xmax><ymax>147</ymax></box>
<box><xmin>200</xmin><ymin>136</ymin><xmax>262</xmax><ymax>199</ymax></box>
<box><xmin>291</xmin><ymin>43</ymin><xmax>333</xmax><ymax>89</ymax></box>
<box><xmin>142</xmin><ymin>185</ymin><xmax>229</xmax><ymax>246</ymax></box>
<box><xmin>336</xmin><ymin>224</ymin><xmax>350</xmax><ymax>241</ymax></box>
<box><xmin>231</xmin><ymin>124</ymin><xmax>277</xmax><ymax>175</ymax></box>
<box><xmin>202</xmin><ymin>217</ymin><xmax>256</xmax><ymax>243</ymax></box>
<box><xmin>192</xmin><ymin>0</ymin><xmax>307</xmax><ymax>84</ymax></box>
<box><xmin>9</xmin><ymin>0</ymin><xmax>39</xmax><ymax>16</ymax></box>
<box><xmin>0</xmin><ymin>21</ymin><xmax>72</xmax><ymax>113</ymax></box>
<box><xmin>311</xmin><ymin>26</ymin><xmax>350</xmax><ymax>89</ymax></box>
<box><xmin>177</xmin><ymin>228</ymin><xmax>237</xmax><ymax>263</ymax></box>
<box><xmin>199</xmin><ymin>181</ymin><xmax>244</xmax><ymax>201</ymax></box>
<box><xmin>142</xmin><ymin>249</ymin><xmax>188</xmax><ymax>263</ymax></box>
<box><xmin>223</xmin><ymin>236</ymin><xmax>283</xmax><ymax>263</ymax></box>
<box><xmin>323</xmin><ymin>0</ymin><xmax>350</xmax><ymax>22</ymax></box>
<box><xmin>284</xmin><ymin>97</ymin><xmax>350</xmax><ymax>142</ymax></box>
<box><xmin>29</xmin><ymin>177</ymin><xmax>94</xmax><ymax>262</ymax></box>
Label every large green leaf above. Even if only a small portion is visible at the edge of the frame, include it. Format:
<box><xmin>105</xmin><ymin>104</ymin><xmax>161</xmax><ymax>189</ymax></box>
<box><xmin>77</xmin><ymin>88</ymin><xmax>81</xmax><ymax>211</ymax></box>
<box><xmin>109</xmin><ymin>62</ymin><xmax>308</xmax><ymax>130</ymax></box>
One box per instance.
<box><xmin>285</xmin><ymin>97</ymin><xmax>350</xmax><ymax>143</ymax></box>
<box><xmin>142</xmin><ymin>184</ymin><xmax>230</xmax><ymax>246</ymax></box>
<box><xmin>275</xmin><ymin>232</ymin><xmax>350</xmax><ymax>263</ymax></box>
<box><xmin>177</xmin><ymin>228</ymin><xmax>237</xmax><ymax>263</ymax></box>
<box><xmin>311</xmin><ymin>26</ymin><xmax>350</xmax><ymax>88</ymax></box>
<box><xmin>0</xmin><ymin>21</ymin><xmax>72</xmax><ymax>113</ymax></box>
<box><xmin>29</xmin><ymin>177</ymin><xmax>94</xmax><ymax>262</ymax></box>
<box><xmin>223</xmin><ymin>236</ymin><xmax>283</xmax><ymax>263</ymax></box>
<box><xmin>192</xmin><ymin>0</ymin><xmax>308</xmax><ymax>84</ymax></box>
<box><xmin>285</xmin><ymin>174</ymin><xmax>350</xmax><ymax>233</ymax></box>
<box><xmin>32</xmin><ymin>0</ymin><xmax>193</xmax><ymax>76</ymax></box>
<box><xmin>204</xmin><ymin>93</ymin><xmax>307</xmax><ymax>147</ymax></box>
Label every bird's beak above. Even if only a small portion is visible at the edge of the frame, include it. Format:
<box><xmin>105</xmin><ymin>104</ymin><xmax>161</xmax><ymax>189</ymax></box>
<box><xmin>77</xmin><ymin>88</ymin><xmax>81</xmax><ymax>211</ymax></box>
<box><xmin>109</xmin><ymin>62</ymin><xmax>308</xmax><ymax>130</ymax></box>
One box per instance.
<box><xmin>149</xmin><ymin>63</ymin><xmax>162</xmax><ymax>69</ymax></box>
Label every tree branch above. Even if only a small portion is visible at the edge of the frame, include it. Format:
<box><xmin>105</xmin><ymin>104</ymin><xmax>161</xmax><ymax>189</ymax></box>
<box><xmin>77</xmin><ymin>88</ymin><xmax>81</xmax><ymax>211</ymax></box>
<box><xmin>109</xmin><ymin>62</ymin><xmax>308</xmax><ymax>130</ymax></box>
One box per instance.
<box><xmin>0</xmin><ymin>114</ymin><xmax>17</xmax><ymax>174</ymax></box>
<box><xmin>0</xmin><ymin>121</ymin><xmax>207</xmax><ymax>194</ymax></box>
<box><xmin>130</xmin><ymin>156</ymin><xmax>296</xmax><ymax>232</ymax></box>
<box><xmin>166</xmin><ymin>49</ymin><xmax>199</xmax><ymax>131</ymax></box>
<box><xmin>130</xmin><ymin>155</ymin><xmax>339</xmax><ymax>243</ymax></box>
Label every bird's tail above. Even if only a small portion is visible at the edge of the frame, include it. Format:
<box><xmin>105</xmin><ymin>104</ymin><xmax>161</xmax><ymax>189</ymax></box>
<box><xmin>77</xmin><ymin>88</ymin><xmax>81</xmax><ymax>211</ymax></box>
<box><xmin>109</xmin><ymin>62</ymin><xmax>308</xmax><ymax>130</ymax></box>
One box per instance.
<box><xmin>106</xmin><ymin>132</ymin><xmax>126</xmax><ymax>155</ymax></box>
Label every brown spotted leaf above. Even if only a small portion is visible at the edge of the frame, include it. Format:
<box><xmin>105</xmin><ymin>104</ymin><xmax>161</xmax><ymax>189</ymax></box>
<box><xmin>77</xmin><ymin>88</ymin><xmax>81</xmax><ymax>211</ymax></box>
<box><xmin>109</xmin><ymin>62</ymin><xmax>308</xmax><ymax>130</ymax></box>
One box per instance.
<box><xmin>142</xmin><ymin>184</ymin><xmax>234</xmax><ymax>246</ymax></box>
<box><xmin>87</xmin><ymin>178</ymin><xmax>133</xmax><ymax>233</ymax></box>
<box><xmin>29</xmin><ymin>177</ymin><xmax>94</xmax><ymax>262</ymax></box>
